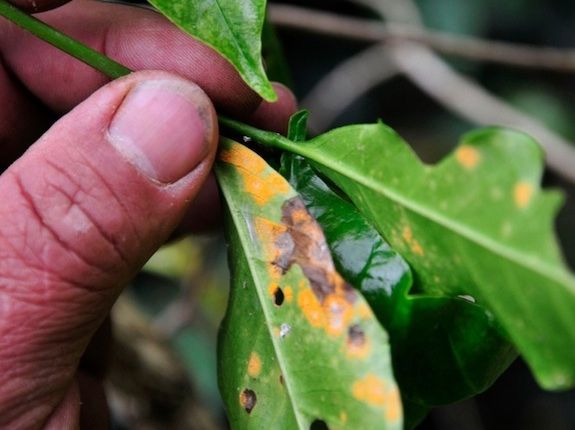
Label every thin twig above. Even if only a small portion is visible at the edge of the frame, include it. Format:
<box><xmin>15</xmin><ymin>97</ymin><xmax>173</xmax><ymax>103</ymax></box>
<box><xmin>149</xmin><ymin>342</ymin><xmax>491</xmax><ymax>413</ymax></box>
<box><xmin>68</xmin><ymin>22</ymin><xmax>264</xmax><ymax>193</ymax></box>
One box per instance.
<box><xmin>354</xmin><ymin>0</ymin><xmax>575</xmax><ymax>182</ymax></box>
<box><xmin>269</xmin><ymin>4</ymin><xmax>575</xmax><ymax>74</ymax></box>
<box><xmin>301</xmin><ymin>44</ymin><xmax>399</xmax><ymax>133</ymax></box>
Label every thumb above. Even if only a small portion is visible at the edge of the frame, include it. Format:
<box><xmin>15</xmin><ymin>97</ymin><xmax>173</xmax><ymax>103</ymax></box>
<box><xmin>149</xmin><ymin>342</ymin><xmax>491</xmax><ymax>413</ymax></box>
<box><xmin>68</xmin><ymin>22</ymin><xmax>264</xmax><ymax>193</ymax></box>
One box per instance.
<box><xmin>0</xmin><ymin>71</ymin><xmax>217</xmax><ymax>428</ymax></box>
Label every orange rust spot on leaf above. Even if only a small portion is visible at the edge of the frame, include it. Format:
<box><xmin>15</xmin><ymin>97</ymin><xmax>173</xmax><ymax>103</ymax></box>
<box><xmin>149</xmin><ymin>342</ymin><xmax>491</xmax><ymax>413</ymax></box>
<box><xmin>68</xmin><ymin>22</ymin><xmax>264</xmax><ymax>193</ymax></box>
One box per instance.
<box><xmin>247</xmin><ymin>352</ymin><xmax>262</xmax><ymax>378</ymax></box>
<box><xmin>245</xmin><ymin>171</ymin><xmax>291</xmax><ymax>206</ymax></box>
<box><xmin>297</xmin><ymin>289</ymin><xmax>355</xmax><ymax>336</ymax></box>
<box><xmin>284</xmin><ymin>286</ymin><xmax>294</xmax><ymax>303</ymax></box>
<box><xmin>352</xmin><ymin>374</ymin><xmax>402</xmax><ymax>422</ymax></box>
<box><xmin>514</xmin><ymin>181</ymin><xmax>534</xmax><ymax>208</ymax></box>
<box><xmin>220</xmin><ymin>144</ymin><xmax>267</xmax><ymax>174</ymax></box>
<box><xmin>357</xmin><ymin>302</ymin><xmax>372</xmax><ymax>320</ymax></box>
<box><xmin>298</xmin><ymin>289</ymin><xmax>325</xmax><ymax>329</ymax></box>
<box><xmin>456</xmin><ymin>145</ymin><xmax>480</xmax><ymax>170</ymax></box>
<box><xmin>402</xmin><ymin>226</ymin><xmax>425</xmax><ymax>256</ymax></box>
<box><xmin>220</xmin><ymin>144</ymin><xmax>290</xmax><ymax>206</ymax></box>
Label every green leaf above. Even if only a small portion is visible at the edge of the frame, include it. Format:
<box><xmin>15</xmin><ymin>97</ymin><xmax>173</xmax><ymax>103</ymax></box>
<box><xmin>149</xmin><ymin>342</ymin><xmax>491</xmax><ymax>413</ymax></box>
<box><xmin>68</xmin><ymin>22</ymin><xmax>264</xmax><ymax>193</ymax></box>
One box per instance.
<box><xmin>216</xmin><ymin>139</ymin><xmax>402</xmax><ymax>429</ymax></box>
<box><xmin>280</xmin><ymin>154</ymin><xmax>516</xmax><ymax>409</ymax></box>
<box><xmin>287</xmin><ymin>110</ymin><xmax>309</xmax><ymax>142</ymax></box>
<box><xmin>148</xmin><ymin>0</ymin><xmax>276</xmax><ymax>101</ymax></box>
<box><xmin>219</xmin><ymin>118</ymin><xmax>575</xmax><ymax>390</ymax></box>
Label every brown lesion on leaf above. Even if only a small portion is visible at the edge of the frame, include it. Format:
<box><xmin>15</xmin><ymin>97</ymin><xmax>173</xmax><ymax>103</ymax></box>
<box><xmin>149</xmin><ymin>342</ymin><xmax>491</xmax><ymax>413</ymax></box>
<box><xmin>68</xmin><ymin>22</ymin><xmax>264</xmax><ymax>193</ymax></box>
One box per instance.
<box><xmin>276</xmin><ymin>197</ymin><xmax>359</xmax><ymax>336</ymax></box>
<box><xmin>254</xmin><ymin>196</ymin><xmax>373</xmax><ymax>338</ymax></box>
<box><xmin>240</xmin><ymin>388</ymin><xmax>257</xmax><ymax>413</ymax></box>
<box><xmin>346</xmin><ymin>324</ymin><xmax>371</xmax><ymax>359</ymax></box>
<box><xmin>269</xmin><ymin>285</ymin><xmax>285</xmax><ymax>306</ymax></box>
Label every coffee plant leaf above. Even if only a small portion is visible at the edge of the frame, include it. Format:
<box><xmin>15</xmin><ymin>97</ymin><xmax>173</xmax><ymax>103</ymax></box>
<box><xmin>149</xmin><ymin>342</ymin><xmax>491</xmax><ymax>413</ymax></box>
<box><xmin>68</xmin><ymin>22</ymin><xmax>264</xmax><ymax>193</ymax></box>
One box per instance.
<box><xmin>148</xmin><ymin>0</ymin><xmax>275</xmax><ymax>100</ymax></box>
<box><xmin>216</xmin><ymin>138</ymin><xmax>402</xmax><ymax>429</ymax></box>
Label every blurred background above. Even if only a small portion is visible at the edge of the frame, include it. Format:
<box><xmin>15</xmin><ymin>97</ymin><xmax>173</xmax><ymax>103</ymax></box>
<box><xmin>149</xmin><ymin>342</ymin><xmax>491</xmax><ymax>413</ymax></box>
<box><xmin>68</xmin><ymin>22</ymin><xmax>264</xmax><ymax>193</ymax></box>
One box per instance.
<box><xmin>109</xmin><ymin>0</ymin><xmax>575</xmax><ymax>428</ymax></box>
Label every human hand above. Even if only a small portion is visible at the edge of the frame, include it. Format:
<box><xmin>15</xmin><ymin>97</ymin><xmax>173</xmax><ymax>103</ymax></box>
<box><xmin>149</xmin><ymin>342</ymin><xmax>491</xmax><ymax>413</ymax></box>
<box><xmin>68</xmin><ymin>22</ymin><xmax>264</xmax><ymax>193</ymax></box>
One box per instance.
<box><xmin>0</xmin><ymin>1</ymin><xmax>296</xmax><ymax>428</ymax></box>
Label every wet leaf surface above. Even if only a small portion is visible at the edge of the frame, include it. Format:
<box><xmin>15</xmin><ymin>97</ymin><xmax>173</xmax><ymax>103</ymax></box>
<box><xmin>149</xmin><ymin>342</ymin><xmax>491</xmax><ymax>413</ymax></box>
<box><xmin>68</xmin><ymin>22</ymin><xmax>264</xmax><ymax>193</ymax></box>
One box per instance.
<box><xmin>216</xmin><ymin>139</ymin><xmax>402</xmax><ymax>429</ymax></box>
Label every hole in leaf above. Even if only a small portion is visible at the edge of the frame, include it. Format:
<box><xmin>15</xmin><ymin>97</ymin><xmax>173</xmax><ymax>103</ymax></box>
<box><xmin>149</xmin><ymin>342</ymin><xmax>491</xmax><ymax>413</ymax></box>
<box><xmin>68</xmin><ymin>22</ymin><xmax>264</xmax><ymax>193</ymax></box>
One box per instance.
<box><xmin>310</xmin><ymin>419</ymin><xmax>329</xmax><ymax>430</ymax></box>
<box><xmin>273</xmin><ymin>287</ymin><xmax>285</xmax><ymax>306</ymax></box>
<box><xmin>347</xmin><ymin>324</ymin><xmax>366</xmax><ymax>348</ymax></box>
<box><xmin>240</xmin><ymin>389</ymin><xmax>257</xmax><ymax>414</ymax></box>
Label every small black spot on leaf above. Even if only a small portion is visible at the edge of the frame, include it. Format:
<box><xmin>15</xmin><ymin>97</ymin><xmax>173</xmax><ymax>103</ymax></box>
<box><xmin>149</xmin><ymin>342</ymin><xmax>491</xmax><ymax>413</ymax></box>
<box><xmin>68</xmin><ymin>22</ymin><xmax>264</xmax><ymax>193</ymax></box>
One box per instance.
<box><xmin>348</xmin><ymin>324</ymin><xmax>365</xmax><ymax>347</ymax></box>
<box><xmin>274</xmin><ymin>287</ymin><xmax>285</xmax><ymax>306</ymax></box>
<box><xmin>240</xmin><ymin>389</ymin><xmax>257</xmax><ymax>413</ymax></box>
<box><xmin>310</xmin><ymin>419</ymin><xmax>329</xmax><ymax>430</ymax></box>
<box><xmin>279</xmin><ymin>374</ymin><xmax>284</xmax><ymax>385</ymax></box>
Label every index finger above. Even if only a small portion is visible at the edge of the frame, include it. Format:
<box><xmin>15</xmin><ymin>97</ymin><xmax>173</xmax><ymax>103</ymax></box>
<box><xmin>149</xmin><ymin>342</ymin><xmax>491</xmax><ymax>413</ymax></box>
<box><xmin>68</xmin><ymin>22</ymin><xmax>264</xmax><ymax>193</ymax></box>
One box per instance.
<box><xmin>0</xmin><ymin>0</ymin><xmax>263</xmax><ymax>116</ymax></box>
<box><xmin>8</xmin><ymin>0</ymin><xmax>70</xmax><ymax>13</ymax></box>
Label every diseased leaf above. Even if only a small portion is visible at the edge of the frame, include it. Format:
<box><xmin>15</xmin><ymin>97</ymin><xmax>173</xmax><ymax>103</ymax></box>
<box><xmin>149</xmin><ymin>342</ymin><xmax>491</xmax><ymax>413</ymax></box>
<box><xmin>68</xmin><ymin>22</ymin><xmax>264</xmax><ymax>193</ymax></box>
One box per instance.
<box><xmin>148</xmin><ymin>0</ymin><xmax>275</xmax><ymax>100</ymax></box>
<box><xmin>220</xmin><ymin>118</ymin><xmax>575</xmax><ymax>390</ymax></box>
<box><xmin>280</xmin><ymin>153</ymin><xmax>516</xmax><ymax>409</ymax></box>
<box><xmin>216</xmin><ymin>139</ymin><xmax>402</xmax><ymax>429</ymax></box>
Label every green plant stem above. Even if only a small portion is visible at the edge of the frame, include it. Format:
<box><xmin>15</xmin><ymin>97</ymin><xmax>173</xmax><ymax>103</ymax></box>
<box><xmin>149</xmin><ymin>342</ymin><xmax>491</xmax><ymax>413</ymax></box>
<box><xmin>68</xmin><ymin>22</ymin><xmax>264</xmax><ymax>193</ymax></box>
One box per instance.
<box><xmin>219</xmin><ymin>116</ymin><xmax>303</xmax><ymax>153</ymax></box>
<box><xmin>0</xmin><ymin>0</ymin><xmax>131</xmax><ymax>78</ymax></box>
<box><xmin>0</xmin><ymin>2</ymin><xmax>288</xmax><ymax>151</ymax></box>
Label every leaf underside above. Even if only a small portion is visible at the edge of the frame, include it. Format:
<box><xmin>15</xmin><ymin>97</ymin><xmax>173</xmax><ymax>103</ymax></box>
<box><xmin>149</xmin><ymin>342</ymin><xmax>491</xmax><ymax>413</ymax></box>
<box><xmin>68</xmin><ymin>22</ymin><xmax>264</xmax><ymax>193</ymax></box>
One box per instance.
<box><xmin>286</xmin><ymin>124</ymin><xmax>575</xmax><ymax>390</ymax></box>
<box><xmin>148</xmin><ymin>0</ymin><xmax>275</xmax><ymax>101</ymax></box>
<box><xmin>216</xmin><ymin>139</ymin><xmax>402</xmax><ymax>429</ymax></box>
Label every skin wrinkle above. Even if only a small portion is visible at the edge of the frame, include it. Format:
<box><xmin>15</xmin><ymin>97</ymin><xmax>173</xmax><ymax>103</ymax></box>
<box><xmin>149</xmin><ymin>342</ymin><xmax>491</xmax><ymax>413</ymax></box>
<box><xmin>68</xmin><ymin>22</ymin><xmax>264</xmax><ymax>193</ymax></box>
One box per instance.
<box><xmin>43</xmin><ymin>157</ymin><xmax>130</xmax><ymax>265</ymax></box>
<box><xmin>78</xmin><ymin>132</ymin><xmax>146</xmax><ymax>246</ymax></box>
<box><xmin>0</xmin><ymin>176</ymin><xmax>120</xmax><ymax>310</ymax></box>
<box><xmin>13</xmin><ymin>174</ymin><xmax>119</xmax><ymax>277</ymax></box>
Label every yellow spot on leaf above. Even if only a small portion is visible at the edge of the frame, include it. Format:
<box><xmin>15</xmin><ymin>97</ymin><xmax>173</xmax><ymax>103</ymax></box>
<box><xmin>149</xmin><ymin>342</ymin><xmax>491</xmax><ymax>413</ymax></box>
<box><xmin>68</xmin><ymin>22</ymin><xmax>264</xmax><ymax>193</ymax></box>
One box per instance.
<box><xmin>297</xmin><ymin>286</ymin><xmax>356</xmax><ymax>337</ymax></box>
<box><xmin>340</xmin><ymin>411</ymin><xmax>348</xmax><ymax>423</ymax></box>
<box><xmin>352</xmin><ymin>374</ymin><xmax>402</xmax><ymax>422</ymax></box>
<box><xmin>248</xmin><ymin>352</ymin><xmax>262</xmax><ymax>378</ymax></box>
<box><xmin>514</xmin><ymin>181</ymin><xmax>534</xmax><ymax>208</ymax></box>
<box><xmin>298</xmin><ymin>289</ymin><xmax>324</xmax><ymax>329</ymax></box>
<box><xmin>284</xmin><ymin>286</ymin><xmax>293</xmax><ymax>303</ymax></box>
<box><xmin>357</xmin><ymin>303</ymin><xmax>372</xmax><ymax>320</ymax></box>
<box><xmin>254</xmin><ymin>217</ymin><xmax>288</xmax><ymax>279</ymax></box>
<box><xmin>268</xmin><ymin>284</ymin><xmax>278</xmax><ymax>298</ymax></box>
<box><xmin>220</xmin><ymin>144</ymin><xmax>267</xmax><ymax>174</ymax></box>
<box><xmin>456</xmin><ymin>145</ymin><xmax>480</xmax><ymax>170</ymax></box>
<box><xmin>220</xmin><ymin>144</ymin><xmax>290</xmax><ymax>206</ymax></box>
<box><xmin>402</xmin><ymin>226</ymin><xmax>425</xmax><ymax>256</ymax></box>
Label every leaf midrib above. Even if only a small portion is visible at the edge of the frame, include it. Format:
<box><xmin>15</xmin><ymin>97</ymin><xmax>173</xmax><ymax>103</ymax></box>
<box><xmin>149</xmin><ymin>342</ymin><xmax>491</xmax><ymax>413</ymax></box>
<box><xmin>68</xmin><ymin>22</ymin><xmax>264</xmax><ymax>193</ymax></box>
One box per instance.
<box><xmin>294</xmin><ymin>142</ymin><xmax>575</xmax><ymax>292</ymax></box>
<box><xmin>212</xmin><ymin>0</ymin><xmax>256</xmax><ymax>71</ymax></box>
<box><xmin>219</xmin><ymin>182</ymin><xmax>307</xmax><ymax>429</ymax></box>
